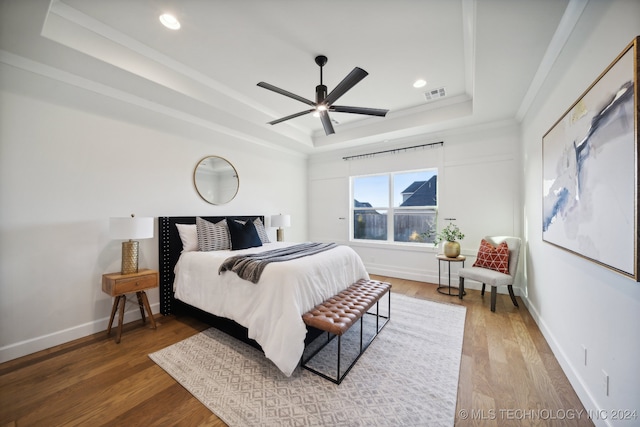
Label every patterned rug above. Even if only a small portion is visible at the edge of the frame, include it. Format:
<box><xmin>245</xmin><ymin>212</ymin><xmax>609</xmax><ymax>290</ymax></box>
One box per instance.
<box><xmin>149</xmin><ymin>293</ymin><xmax>466</xmax><ymax>427</ymax></box>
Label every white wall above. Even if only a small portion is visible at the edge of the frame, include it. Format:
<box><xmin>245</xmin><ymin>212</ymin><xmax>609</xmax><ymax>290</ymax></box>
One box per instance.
<box><xmin>521</xmin><ymin>1</ymin><xmax>640</xmax><ymax>425</ymax></box>
<box><xmin>308</xmin><ymin>119</ymin><xmax>522</xmax><ymax>287</ymax></box>
<box><xmin>0</xmin><ymin>64</ymin><xmax>308</xmax><ymax>362</ymax></box>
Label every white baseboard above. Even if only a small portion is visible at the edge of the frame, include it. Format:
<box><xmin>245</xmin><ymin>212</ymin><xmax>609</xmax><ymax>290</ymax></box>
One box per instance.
<box><xmin>519</xmin><ymin>296</ymin><xmax>609</xmax><ymax>427</ymax></box>
<box><xmin>366</xmin><ymin>263</ymin><xmax>438</xmax><ymax>283</ymax></box>
<box><xmin>0</xmin><ymin>301</ymin><xmax>160</xmax><ymax>364</ymax></box>
<box><xmin>365</xmin><ymin>263</ymin><xmax>520</xmax><ymax>295</ymax></box>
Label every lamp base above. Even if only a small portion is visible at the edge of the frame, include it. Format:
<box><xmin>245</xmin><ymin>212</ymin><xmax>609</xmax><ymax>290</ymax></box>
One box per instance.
<box><xmin>121</xmin><ymin>240</ymin><xmax>139</xmax><ymax>275</ymax></box>
<box><xmin>276</xmin><ymin>228</ymin><xmax>284</xmax><ymax>242</ymax></box>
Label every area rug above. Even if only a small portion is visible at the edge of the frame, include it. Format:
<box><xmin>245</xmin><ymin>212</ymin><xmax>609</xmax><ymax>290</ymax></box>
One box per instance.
<box><xmin>149</xmin><ymin>293</ymin><xmax>466</xmax><ymax>427</ymax></box>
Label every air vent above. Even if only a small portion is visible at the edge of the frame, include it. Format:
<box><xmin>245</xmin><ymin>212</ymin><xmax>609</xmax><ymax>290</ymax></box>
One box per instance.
<box><xmin>424</xmin><ymin>87</ymin><xmax>446</xmax><ymax>101</ymax></box>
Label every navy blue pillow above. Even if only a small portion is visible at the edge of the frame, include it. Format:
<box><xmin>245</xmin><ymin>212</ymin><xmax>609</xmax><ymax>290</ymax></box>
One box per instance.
<box><xmin>227</xmin><ymin>219</ymin><xmax>263</xmax><ymax>250</ymax></box>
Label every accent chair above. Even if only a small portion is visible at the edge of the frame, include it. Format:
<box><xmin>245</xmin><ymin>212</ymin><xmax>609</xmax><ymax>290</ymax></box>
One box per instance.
<box><xmin>459</xmin><ymin>236</ymin><xmax>521</xmax><ymax>312</ymax></box>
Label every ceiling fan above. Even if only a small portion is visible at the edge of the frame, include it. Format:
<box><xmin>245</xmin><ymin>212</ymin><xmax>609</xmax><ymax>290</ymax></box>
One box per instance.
<box><xmin>257</xmin><ymin>55</ymin><xmax>389</xmax><ymax>135</ymax></box>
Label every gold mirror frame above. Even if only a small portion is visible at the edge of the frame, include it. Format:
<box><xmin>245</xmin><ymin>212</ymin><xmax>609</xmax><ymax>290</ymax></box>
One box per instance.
<box><xmin>193</xmin><ymin>156</ymin><xmax>239</xmax><ymax>205</ymax></box>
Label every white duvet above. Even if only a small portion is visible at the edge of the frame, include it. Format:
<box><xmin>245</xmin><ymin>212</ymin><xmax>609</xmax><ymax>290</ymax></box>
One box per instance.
<box><xmin>173</xmin><ymin>242</ymin><xmax>369</xmax><ymax>376</ymax></box>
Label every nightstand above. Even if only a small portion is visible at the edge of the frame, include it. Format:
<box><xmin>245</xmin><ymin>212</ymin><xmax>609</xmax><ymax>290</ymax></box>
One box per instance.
<box><xmin>102</xmin><ymin>269</ymin><xmax>158</xmax><ymax>343</ymax></box>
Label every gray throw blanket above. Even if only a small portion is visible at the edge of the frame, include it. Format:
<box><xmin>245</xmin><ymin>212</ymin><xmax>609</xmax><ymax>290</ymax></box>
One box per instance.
<box><xmin>218</xmin><ymin>242</ymin><xmax>338</xmax><ymax>284</ymax></box>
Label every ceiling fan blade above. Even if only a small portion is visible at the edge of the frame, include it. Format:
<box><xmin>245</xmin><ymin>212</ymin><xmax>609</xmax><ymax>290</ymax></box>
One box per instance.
<box><xmin>319</xmin><ymin>110</ymin><xmax>335</xmax><ymax>135</ymax></box>
<box><xmin>257</xmin><ymin>82</ymin><xmax>316</xmax><ymax>107</ymax></box>
<box><xmin>323</xmin><ymin>67</ymin><xmax>368</xmax><ymax>105</ymax></box>
<box><xmin>267</xmin><ymin>109</ymin><xmax>315</xmax><ymax>125</ymax></box>
<box><xmin>331</xmin><ymin>105</ymin><xmax>389</xmax><ymax>117</ymax></box>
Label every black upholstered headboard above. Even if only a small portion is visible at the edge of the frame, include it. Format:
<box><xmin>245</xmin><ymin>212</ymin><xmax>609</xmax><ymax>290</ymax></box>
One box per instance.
<box><xmin>158</xmin><ymin>216</ymin><xmax>265</xmax><ymax>315</ymax></box>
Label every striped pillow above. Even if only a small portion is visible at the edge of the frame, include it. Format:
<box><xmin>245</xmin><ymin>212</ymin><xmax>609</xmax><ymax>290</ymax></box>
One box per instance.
<box><xmin>253</xmin><ymin>218</ymin><xmax>270</xmax><ymax>244</ymax></box>
<box><xmin>196</xmin><ymin>217</ymin><xmax>230</xmax><ymax>251</ymax></box>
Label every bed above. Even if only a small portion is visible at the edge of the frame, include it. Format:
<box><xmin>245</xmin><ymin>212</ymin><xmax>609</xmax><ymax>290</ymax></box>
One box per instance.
<box><xmin>158</xmin><ymin>216</ymin><xmax>370</xmax><ymax>376</ymax></box>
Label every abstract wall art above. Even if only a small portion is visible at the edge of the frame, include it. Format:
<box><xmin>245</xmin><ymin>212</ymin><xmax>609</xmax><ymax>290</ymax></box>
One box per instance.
<box><xmin>542</xmin><ymin>36</ymin><xmax>639</xmax><ymax>281</ymax></box>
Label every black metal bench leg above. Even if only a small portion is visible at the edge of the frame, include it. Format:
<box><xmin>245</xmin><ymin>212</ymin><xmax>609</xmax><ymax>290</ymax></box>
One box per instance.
<box><xmin>336</xmin><ymin>335</ymin><xmax>341</xmax><ymax>383</ymax></box>
<box><xmin>360</xmin><ymin>315</ymin><xmax>363</xmax><ymax>353</ymax></box>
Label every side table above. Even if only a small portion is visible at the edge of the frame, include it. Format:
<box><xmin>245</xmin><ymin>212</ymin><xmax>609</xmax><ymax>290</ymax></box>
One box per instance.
<box><xmin>436</xmin><ymin>254</ymin><xmax>467</xmax><ymax>296</ymax></box>
<box><xmin>102</xmin><ymin>269</ymin><xmax>158</xmax><ymax>343</ymax></box>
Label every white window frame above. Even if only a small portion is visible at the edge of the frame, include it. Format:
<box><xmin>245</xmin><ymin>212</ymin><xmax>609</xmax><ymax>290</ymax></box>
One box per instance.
<box><xmin>350</xmin><ymin>168</ymin><xmax>438</xmax><ymax>245</ymax></box>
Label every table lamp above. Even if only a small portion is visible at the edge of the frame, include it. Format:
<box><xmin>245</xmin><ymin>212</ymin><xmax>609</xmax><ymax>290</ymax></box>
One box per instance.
<box><xmin>271</xmin><ymin>214</ymin><xmax>291</xmax><ymax>242</ymax></box>
<box><xmin>109</xmin><ymin>215</ymin><xmax>154</xmax><ymax>274</ymax></box>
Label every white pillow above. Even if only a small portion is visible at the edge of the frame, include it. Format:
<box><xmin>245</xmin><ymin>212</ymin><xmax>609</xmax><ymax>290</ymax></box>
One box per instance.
<box><xmin>176</xmin><ymin>223</ymin><xmax>198</xmax><ymax>252</ymax></box>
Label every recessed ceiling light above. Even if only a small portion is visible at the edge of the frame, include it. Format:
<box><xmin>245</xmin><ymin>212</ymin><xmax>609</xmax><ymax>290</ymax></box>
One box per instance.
<box><xmin>413</xmin><ymin>79</ymin><xmax>427</xmax><ymax>88</ymax></box>
<box><xmin>159</xmin><ymin>13</ymin><xmax>181</xmax><ymax>30</ymax></box>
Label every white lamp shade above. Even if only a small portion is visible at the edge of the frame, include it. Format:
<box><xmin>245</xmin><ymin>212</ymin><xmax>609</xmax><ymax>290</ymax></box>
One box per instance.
<box><xmin>109</xmin><ymin>216</ymin><xmax>154</xmax><ymax>240</ymax></box>
<box><xmin>271</xmin><ymin>214</ymin><xmax>291</xmax><ymax>228</ymax></box>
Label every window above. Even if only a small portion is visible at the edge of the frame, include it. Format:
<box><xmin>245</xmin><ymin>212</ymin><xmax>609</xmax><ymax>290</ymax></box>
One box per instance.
<box><xmin>351</xmin><ymin>169</ymin><xmax>437</xmax><ymax>244</ymax></box>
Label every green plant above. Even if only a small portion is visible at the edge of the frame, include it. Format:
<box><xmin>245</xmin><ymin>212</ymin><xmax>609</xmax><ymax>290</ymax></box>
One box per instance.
<box><xmin>424</xmin><ymin>222</ymin><xmax>465</xmax><ymax>246</ymax></box>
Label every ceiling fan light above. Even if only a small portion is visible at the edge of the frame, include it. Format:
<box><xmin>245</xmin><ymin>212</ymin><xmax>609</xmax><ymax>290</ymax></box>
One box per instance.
<box><xmin>257</xmin><ymin>55</ymin><xmax>388</xmax><ymax>135</ymax></box>
<box><xmin>159</xmin><ymin>13</ymin><xmax>181</xmax><ymax>30</ymax></box>
<box><xmin>413</xmin><ymin>79</ymin><xmax>427</xmax><ymax>88</ymax></box>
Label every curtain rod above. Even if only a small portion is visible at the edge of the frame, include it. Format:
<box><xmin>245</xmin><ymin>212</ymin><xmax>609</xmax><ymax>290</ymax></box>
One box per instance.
<box><xmin>342</xmin><ymin>141</ymin><xmax>443</xmax><ymax>161</ymax></box>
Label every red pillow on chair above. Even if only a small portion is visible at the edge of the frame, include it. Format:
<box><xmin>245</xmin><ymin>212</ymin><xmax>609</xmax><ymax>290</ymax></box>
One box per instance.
<box><xmin>472</xmin><ymin>239</ymin><xmax>510</xmax><ymax>274</ymax></box>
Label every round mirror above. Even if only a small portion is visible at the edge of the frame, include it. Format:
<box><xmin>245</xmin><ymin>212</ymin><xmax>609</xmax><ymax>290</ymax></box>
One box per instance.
<box><xmin>193</xmin><ymin>156</ymin><xmax>239</xmax><ymax>205</ymax></box>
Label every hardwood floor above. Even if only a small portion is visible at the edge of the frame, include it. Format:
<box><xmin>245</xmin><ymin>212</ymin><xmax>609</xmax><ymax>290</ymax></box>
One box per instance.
<box><xmin>0</xmin><ymin>276</ymin><xmax>591</xmax><ymax>427</ymax></box>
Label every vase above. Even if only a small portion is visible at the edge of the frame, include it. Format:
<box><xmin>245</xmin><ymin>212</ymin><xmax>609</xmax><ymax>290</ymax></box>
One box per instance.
<box><xmin>443</xmin><ymin>241</ymin><xmax>460</xmax><ymax>258</ymax></box>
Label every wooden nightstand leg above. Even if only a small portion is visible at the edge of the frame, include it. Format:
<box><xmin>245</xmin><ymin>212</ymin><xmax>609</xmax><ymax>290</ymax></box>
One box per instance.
<box><xmin>136</xmin><ymin>292</ymin><xmax>146</xmax><ymax>324</ymax></box>
<box><xmin>107</xmin><ymin>295</ymin><xmax>120</xmax><ymax>336</ymax></box>
<box><xmin>140</xmin><ymin>291</ymin><xmax>156</xmax><ymax>329</ymax></box>
<box><xmin>116</xmin><ymin>295</ymin><xmax>126</xmax><ymax>344</ymax></box>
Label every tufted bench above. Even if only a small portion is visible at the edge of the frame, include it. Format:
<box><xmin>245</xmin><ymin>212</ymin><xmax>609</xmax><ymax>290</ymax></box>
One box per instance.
<box><xmin>301</xmin><ymin>278</ymin><xmax>391</xmax><ymax>384</ymax></box>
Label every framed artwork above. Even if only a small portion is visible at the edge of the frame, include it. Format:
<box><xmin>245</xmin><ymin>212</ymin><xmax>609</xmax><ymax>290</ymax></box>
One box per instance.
<box><xmin>542</xmin><ymin>36</ymin><xmax>639</xmax><ymax>281</ymax></box>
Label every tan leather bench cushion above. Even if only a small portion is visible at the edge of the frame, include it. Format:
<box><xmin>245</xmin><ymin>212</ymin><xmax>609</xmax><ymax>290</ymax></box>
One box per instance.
<box><xmin>302</xmin><ymin>279</ymin><xmax>391</xmax><ymax>336</ymax></box>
